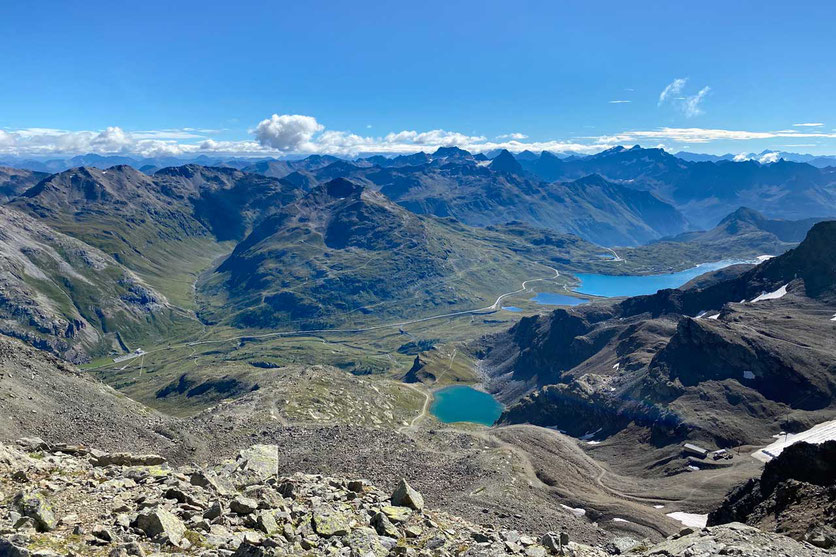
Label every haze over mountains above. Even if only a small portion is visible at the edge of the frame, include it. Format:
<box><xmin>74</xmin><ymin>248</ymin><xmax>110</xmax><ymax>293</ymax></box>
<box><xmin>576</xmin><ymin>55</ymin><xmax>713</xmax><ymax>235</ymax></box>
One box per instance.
<box><xmin>0</xmin><ymin>143</ymin><xmax>833</xmax><ymax>556</ymax></box>
<box><xmin>4</xmin><ymin>145</ymin><xmax>834</xmax><ymax>241</ymax></box>
<box><xmin>0</xmin><ymin>144</ymin><xmax>832</xmax><ymax>362</ymax></box>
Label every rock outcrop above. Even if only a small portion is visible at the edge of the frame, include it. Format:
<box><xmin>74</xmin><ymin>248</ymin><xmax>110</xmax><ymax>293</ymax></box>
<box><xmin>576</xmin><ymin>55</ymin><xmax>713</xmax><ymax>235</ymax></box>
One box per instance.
<box><xmin>0</xmin><ymin>440</ymin><xmax>828</xmax><ymax>556</ymax></box>
<box><xmin>709</xmin><ymin>441</ymin><xmax>836</xmax><ymax>549</ymax></box>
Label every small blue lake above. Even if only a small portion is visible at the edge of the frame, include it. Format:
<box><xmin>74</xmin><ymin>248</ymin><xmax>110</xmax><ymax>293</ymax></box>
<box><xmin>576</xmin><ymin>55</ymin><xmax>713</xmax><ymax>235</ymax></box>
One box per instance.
<box><xmin>574</xmin><ymin>260</ymin><xmax>747</xmax><ymax>298</ymax></box>
<box><xmin>501</xmin><ymin>306</ymin><xmax>523</xmax><ymax>312</ymax></box>
<box><xmin>430</xmin><ymin>385</ymin><xmax>503</xmax><ymax>426</ymax></box>
<box><xmin>531</xmin><ymin>292</ymin><xmax>589</xmax><ymax>306</ymax></box>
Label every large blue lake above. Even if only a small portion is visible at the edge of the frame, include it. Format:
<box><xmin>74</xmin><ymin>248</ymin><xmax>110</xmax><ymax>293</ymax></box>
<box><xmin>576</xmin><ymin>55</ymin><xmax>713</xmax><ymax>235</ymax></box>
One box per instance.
<box><xmin>430</xmin><ymin>385</ymin><xmax>503</xmax><ymax>426</ymax></box>
<box><xmin>574</xmin><ymin>260</ymin><xmax>746</xmax><ymax>298</ymax></box>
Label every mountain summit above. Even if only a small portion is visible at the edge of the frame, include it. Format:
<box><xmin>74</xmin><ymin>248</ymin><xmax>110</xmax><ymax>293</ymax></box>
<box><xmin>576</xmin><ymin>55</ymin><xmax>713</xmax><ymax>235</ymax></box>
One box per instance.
<box><xmin>489</xmin><ymin>149</ymin><xmax>524</xmax><ymax>174</ymax></box>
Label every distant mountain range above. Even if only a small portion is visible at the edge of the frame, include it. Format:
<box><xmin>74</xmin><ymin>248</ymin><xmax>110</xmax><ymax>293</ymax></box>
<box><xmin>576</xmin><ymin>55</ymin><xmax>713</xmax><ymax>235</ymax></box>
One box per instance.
<box><xmin>3</xmin><ymin>145</ymin><xmax>834</xmax><ymax>236</ymax></box>
<box><xmin>676</xmin><ymin>149</ymin><xmax>836</xmax><ymax>167</ymax></box>
<box><xmin>0</xmin><ymin>152</ymin><xmax>830</xmax><ymax>361</ymax></box>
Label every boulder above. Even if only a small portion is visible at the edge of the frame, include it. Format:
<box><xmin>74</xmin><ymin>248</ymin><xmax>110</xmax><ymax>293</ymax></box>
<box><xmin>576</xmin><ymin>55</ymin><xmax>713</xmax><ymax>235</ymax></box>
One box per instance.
<box><xmin>134</xmin><ymin>508</ymin><xmax>186</xmax><ymax>545</ymax></box>
<box><xmin>16</xmin><ymin>437</ymin><xmax>49</xmax><ymax>452</ymax></box>
<box><xmin>0</xmin><ymin>538</ymin><xmax>30</xmax><ymax>557</ymax></box>
<box><xmin>312</xmin><ymin>509</ymin><xmax>351</xmax><ymax>537</ymax></box>
<box><xmin>256</xmin><ymin>510</ymin><xmax>280</xmax><ymax>535</ymax></box>
<box><xmin>371</xmin><ymin>512</ymin><xmax>400</xmax><ymax>538</ymax></box>
<box><xmin>230</xmin><ymin>495</ymin><xmax>260</xmax><ymax>515</ymax></box>
<box><xmin>391</xmin><ymin>478</ymin><xmax>424</xmax><ymax>511</ymax></box>
<box><xmin>235</xmin><ymin>445</ymin><xmax>278</xmax><ymax>483</ymax></box>
<box><xmin>15</xmin><ymin>491</ymin><xmax>57</xmax><ymax>532</ymax></box>
<box><xmin>381</xmin><ymin>505</ymin><xmax>411</xmax><ymax>523</ymax></box>
<box><xmin>345</xmin><ymin>526</ymin><xmax>387</xmax><ymax>557</ymax></box>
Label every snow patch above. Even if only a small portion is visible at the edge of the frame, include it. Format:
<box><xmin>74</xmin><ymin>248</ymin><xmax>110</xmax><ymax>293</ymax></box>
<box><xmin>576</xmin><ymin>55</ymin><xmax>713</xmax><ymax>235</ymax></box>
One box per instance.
<box><xmin>750</xmin><ymin>284</ymin><xmax>788</xmax><ymax>303</ymax></box>
<box><xmin>831</xmin><ymin>313</ymin><xmax>836</xmax><ymax>321</ymax></box>
<box><xmin>754</xmin><ymin>255</ymin><xmax>775</xmax><ymax>263</ymax></box>
<box><xmin>752</xmin><ymin>420</ymin><xmax>836</xmax><ymax>462</ymax></box>
<box><xmin>612</xmin><ymin>518</ymin><xmax>630</xmax><ymax>523</ymax></box>
<box><xmin>708</xmin><ymin>313</ymin><xmax>720</xmax><ymax>320</ymax></box>
<box><xmin>653</xmin><ymin>505</ymin><xmax>665</xmax><ymax>509</ymax></box>
<box><xmin>666</xmin><ymin>512</ymin><xmax>708</xmax><ymax>528</ymax></box>
<box><xmin>743</xmin><ymin>370</ymin><xmax>755</xmax><ymax>380</ymax></box>
<box><xmin>612</xmin><ymin>362</ymin><xmax>620</xmax><ymax>370</ymax></box>
<box><xmin>561</xmin><ymin>504</ymin><xmax>586</xmax><ymax>517</ymax></box>
<box><xmin>694</xmin><ymin>310</ymin><xmax>707</xmax><ymax>319</ymax></box>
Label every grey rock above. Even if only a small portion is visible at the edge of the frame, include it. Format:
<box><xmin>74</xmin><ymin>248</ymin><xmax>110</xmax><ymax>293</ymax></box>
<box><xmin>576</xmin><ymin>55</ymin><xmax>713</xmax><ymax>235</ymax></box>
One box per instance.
<box><xmin>371</xmin><ymin>512</ymin><xmax>399</xmax><ymax>538</ymax></box>
<box><xmin>230</xmin><ymin>495</ymin><xmax>260</xmax><ymax>515</ymax></box>
<box><xmin>0</xmin><ymin>539</ymin><xmax>30</xmax><ymax>557</ymax></box>
<box><xmin>15</xmin><ymin>491</ymin><xmax>57</xmax><ymax>531</ymax></box>
<box><xmin>133</xmin><ymin>508</ymin><xmax>186</xmax><ymax>545</ymax></box>
<box><xmin>391</xmin><ymin>478</ymin><xmax>424</xmax><ymax>511</ymax></box>
<box><xmin>606</xmin><ymin>536</ymin><xmax>639</xmax><ymax>554</ymax></box>
<box><xmin>345</xmin><ymin>526</ymin><xmax>387</xmax><ymax>557</ymax></box>
<box><xmin>235</xmin><ymin>445</ymin><xmax>278</xmax><ymax>483</ymax></box>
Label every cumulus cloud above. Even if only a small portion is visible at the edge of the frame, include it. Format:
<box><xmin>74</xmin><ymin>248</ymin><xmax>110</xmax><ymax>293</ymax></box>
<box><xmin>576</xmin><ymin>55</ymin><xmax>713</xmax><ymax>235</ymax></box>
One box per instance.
<box><xmin>3</xmin><ymin>114</ymin><xmax>836</xmax><ymax>160</ymax></box>
<box><xmin>658</xmin><ymin>78</ymin><xmax>687</xmax><ymax>105</ymax></box>
<box><xmin>253</xmin><ymin>114</ymin><xmax>324</xmax><ymax>151</ymax></box>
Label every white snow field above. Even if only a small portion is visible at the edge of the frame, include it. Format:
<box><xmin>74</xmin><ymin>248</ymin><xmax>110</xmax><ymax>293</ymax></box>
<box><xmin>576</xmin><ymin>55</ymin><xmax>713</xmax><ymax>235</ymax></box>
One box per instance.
<box><xmin>752</xmin><ymin>420</ymin><xmax>836</xmax><ymax>463</ymax></box>
<box><xmin>666</xmin><ymin>512</ymin><xmax>708</xmax><ymax>528</ymax></box>
<box><xmin>750</xmin><ymin>284</ymin><xmax>788</xmax><ymax>303</ymax></box>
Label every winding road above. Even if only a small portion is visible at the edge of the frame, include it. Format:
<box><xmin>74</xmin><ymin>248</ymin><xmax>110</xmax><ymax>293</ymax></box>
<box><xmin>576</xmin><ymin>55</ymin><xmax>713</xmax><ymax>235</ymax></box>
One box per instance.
<box><xmin>89</xmin><ymin>263</ymin><xmax>563</xmax><ymax>371</ymax></box>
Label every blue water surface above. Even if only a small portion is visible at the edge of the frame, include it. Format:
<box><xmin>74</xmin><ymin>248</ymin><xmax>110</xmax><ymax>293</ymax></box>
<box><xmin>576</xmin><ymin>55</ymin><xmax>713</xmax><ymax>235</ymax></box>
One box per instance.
<box><xmin>531</xmin><ymin>292</ymin><xmax>589</xmax><ymax>306</ymax></box>
<box><xmin>574</xmin><ymin>260</ymin><xmax>747</xmax><ymax>298</ymax></box>
<box><xmin>501</xmin><ymin>306</ymin><xmax>523</xmax><ymax>312</ymax></box>
<box><xmin>430</xmin><ymin>385</ymin><xmax>503</xmax><ymax>426</ymax></box>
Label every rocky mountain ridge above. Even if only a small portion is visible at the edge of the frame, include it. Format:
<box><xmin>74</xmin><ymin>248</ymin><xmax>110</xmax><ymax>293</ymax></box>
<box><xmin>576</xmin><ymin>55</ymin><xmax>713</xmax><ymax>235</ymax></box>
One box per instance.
<box><xmin>479</xmin><ymin>222</ymin><xmax>836</xmax><ymax>461</ymax></box>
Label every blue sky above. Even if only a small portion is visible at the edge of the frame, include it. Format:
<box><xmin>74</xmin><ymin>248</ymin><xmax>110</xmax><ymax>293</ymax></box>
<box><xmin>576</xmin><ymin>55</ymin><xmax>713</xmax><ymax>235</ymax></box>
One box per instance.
<box><xmin>1</xmin><ymin>0</ymin><xmax>835</xmax><ymax>158</ymax></box>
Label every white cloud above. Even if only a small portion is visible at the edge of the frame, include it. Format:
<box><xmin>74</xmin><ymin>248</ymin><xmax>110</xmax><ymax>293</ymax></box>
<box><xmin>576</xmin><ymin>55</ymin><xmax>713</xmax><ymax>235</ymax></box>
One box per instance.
<box><xmin>758</xmin><ymin>152</ymin><xmax>780</xmax><ymax>164</ymax></box>
<box><xmin>595</xmin><ymin>127</ymin><xmax>836</xmax><ymax>144</ymax></box>
<box><xmin>253</xmin><ymin>114</ymin><xmax>324</xmax><ymax>152</ymax></box>
<box><xmin>608</xmin><ymin>100</ymin><xmax>631</xmax><ymax>104</ymax></box>
<box><xmin>3</xmin><ymin>114</ymin><xmax>836</xmax><ymax>161</ymax></box>
<box><xmin>793</xmin><ymin>122</ymin><xmax>823</xmax><ymax>127</ymax></box>
<box><xmin>658</xmin><ymin>78</ymin><xmax>687</xmax><ymax>105</ymax></box>
<box><xmin>658</xmin><ymin>78</ymin><xmax>710</xmax><ymax>117</ymax></box>
<box><xmin>682</xmin><ymin>86</ymin><xmax>710</xmax><ymax>118</ymax></box>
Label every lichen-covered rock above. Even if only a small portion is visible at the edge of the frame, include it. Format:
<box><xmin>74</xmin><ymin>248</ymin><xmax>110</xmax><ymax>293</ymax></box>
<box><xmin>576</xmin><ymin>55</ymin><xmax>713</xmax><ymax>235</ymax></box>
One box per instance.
<box><xmin>0</xmin><ymin>441</ymin><xmax>828</xmax><ymax>557</ymax></box>
<box><xmin>312</xmin><ymin>508</ymin><xmax>351</xmax><ymax>537</ymax></box>
<box><xmin>14</xmin><ymin>491</ymin><xmax>57</xmax><ymax>532</ymax></box>
<box><xmin>235</xmin><ymin>444</ymin><xmax>278</xmax><ymax>483</ymax></box>
<box><xmin>345</xmin><ymin>526</ymin><xmax>387</xmax><ymax>557</ymax></box>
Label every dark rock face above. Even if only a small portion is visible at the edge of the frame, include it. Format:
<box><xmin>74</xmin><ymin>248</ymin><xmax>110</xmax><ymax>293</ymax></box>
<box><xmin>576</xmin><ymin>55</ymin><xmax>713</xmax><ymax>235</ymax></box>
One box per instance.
<box><xmin>482</xmin><ymin>222</ymin><xmax>836</xmax><ymax>448</ymax></box>
<box><xmin>709</xmin><ymin>441</ymin><xmax>836</xmax><ymax>546</ymax></box>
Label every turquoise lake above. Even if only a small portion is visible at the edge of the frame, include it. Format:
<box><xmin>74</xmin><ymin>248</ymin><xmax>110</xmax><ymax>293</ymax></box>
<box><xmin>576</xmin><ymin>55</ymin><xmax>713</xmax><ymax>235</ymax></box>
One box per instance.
<box><xmin>574</xmin><ymin>259</ymin><xmax>747</xmax><ymax>298</ymax></box>
<box><xmin>430</xmin><ymin>385</ymin><xmax>503</xmax><ymax>426</ymax></box>
<box><xmin>531</xmin><ymin>292</ymin><xmax>589</xmax><ymax>306</ymax></box>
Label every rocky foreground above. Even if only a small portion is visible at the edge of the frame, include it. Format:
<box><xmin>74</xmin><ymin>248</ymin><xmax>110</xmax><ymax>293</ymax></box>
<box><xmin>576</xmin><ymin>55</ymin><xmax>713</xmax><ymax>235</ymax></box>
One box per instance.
<box><xmin>0</xmin><ymin>440</ymin><xmax>829</xmax><ymax>557</ymax></box>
